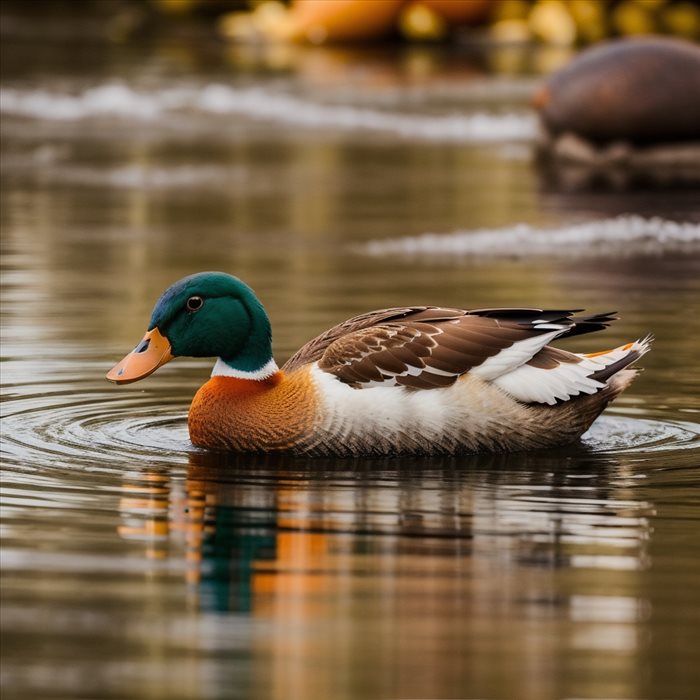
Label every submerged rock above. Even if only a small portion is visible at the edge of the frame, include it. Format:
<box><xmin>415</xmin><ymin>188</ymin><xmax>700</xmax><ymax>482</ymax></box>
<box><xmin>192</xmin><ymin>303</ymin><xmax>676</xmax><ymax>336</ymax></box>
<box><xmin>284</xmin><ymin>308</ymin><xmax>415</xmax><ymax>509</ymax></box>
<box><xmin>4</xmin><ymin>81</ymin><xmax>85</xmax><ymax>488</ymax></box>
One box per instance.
<box><xmin>533</xmin><ymin>37</ymin><xmax>700</xmax><ymax>176</ymax></box>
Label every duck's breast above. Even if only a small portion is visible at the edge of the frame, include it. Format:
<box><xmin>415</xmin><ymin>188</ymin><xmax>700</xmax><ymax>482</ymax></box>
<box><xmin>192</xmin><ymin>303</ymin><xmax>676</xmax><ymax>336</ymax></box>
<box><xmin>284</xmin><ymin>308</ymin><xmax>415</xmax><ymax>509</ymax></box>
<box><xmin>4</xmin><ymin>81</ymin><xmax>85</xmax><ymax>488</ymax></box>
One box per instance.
<box><xmin>188</xmin><ymin>370</ymin><xmax>319</xmax><ymax>452</ymax></box>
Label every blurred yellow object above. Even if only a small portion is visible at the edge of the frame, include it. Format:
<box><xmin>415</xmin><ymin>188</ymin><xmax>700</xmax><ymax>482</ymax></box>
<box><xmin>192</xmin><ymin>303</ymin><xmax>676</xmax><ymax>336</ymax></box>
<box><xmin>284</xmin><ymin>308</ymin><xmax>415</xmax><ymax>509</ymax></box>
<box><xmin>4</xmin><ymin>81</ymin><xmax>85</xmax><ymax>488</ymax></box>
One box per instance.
<box><xmin>219</xmin><ymin>12</ymin><xmax>258</xmax><ymax>41</ymax></box>
<box><xmin>399</xmin><ymin>3</ymin><xmax>448</xmax><ymax>41</ymax></box>
<box><xmin>612</xmin><ymin>0</ymin><xmax>658</xmax><ymax>35</ymax></box>
<box><xmin>493</xmin><ymin>0</ymin><xmax>530</xmax><ymax>22</ymax></box>
<box><xmin>219</xmin><ymin>1</ymin><xmax>290</xmax><ymax>42</ymax></box>
<box><xmin>529</xmin><ymin>0</ymin><xmax>577</xmax><ymax>45</ymax></box>
<box><xmin>490</xmin><ymin>18</ymin><xmax>531</xmax><ymax>42</ymax></box>
<box><xmin>634</xmin><ymin>0</ymin><xmax>665</xmax><ymax>7</ymax></box>
<box><xmin>662</xmin><ymin>1</ymin><xmax>700</xmax><ymax>40</ymax></box>
<box><xmin>152</xmin><ymin>0</ymin><xmax>197</xmax><ymax>14</ymax></box>
<box><xmin>418</xmin><ymin>0</ymin><xmax>494</xmax><ymax>25</ymax></box>
<box><xmin>568</xmin><ymin>0</ymin><xmax>607</xmax><ymax>43</ymax></box>
<box><xmin>252</xmin><ymin>1</ymin><xmax>289</xmax><ymax>37</ymax></box>
<box><xmin>286</xmin><ymin>0</ymin><xmax>403</xmax><ymax>44</ymax></box>
<box><xmin>532</xmin><ymin>44</ymin><xmax>574</xmax><ymax>73</ymax></box>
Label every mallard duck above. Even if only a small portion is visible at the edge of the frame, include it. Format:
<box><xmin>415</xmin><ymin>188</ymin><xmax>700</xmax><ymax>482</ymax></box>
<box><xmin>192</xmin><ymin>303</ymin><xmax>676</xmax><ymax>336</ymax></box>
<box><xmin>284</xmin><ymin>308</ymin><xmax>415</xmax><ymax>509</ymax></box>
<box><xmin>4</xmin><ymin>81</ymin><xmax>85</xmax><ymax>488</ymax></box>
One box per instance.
<box><xmin>106</xmin><ymin>272</ymin><xmax>652</xmax><ymax>456</ymax></box>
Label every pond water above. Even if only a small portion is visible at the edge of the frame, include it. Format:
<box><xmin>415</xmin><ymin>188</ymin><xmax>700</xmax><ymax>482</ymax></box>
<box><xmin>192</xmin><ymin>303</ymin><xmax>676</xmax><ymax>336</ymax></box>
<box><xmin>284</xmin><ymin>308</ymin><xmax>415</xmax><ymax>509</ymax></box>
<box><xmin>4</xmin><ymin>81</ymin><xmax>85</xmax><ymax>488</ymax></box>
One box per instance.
<box><xmin>2</xmin><ymin>32</ymin><xmax>700</xmax><ymax>700</ymax></box>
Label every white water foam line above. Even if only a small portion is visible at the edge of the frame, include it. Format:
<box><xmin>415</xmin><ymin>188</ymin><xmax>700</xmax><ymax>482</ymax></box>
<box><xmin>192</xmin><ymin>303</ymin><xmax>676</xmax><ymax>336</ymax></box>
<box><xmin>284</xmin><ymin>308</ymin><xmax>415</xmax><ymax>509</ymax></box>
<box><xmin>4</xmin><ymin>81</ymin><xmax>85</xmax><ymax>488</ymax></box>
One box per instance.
<box><xmin>0</xmin><ymin>83</ymin><xmax>537</xmax><ymax>143</ymax></box>
<box><xmin>364</xmin><ymin>216</ymin><xmax>700</xmax><ymax>258</ymax></box>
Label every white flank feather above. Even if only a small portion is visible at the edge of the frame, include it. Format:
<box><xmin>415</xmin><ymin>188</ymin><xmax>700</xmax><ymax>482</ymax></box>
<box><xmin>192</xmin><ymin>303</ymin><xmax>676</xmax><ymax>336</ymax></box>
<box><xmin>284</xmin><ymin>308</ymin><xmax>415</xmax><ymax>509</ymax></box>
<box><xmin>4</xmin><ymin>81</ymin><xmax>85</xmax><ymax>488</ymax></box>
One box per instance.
<box><xmin>470</xmin><ymin>330</ymin><xmax>564</xmax><ymax>381</ymax></box>
<box><xmin>492</xmin><ymin>361</ymin><xmax>605</xmax><ymax>405</ymax></box>
<box><xmin>310</xmin><ymin>363</ymin><xmax>502</xmax><ymax>447</ymax></box>
<box><xmin>492</xmin><ymin>338</ymin><xmax>650</xmax><ymax>405</ymax></box>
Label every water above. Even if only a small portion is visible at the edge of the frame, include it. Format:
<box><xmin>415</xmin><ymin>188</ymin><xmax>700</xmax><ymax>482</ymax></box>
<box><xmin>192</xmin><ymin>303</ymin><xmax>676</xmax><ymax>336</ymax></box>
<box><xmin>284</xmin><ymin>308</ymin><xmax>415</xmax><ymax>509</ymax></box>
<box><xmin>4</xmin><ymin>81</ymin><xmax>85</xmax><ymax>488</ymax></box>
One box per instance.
<box><xmin>2</xmin><ymin>31</ymin><xmax>700</xmax><ymax>700</ymax></box>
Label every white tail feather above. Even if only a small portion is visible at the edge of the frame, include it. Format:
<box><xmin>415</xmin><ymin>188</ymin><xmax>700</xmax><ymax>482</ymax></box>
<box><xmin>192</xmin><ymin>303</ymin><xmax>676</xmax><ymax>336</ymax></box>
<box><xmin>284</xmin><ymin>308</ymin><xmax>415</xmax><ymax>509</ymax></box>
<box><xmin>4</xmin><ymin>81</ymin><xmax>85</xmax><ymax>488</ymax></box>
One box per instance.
<box><xmin>492</xmin><ymin>336</ymin><xmax>652</xmax><ymax>405</ymax></box>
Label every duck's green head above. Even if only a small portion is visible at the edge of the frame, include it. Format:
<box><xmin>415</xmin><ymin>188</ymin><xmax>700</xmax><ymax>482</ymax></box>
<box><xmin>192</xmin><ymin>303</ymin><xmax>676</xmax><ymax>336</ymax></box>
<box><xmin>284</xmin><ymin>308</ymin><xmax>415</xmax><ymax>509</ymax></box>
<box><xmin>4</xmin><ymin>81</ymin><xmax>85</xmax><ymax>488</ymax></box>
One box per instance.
<box><xmin>107</xmin><ymin>272</ymin><xmax>273</xmax><ymax>384</ymax></box>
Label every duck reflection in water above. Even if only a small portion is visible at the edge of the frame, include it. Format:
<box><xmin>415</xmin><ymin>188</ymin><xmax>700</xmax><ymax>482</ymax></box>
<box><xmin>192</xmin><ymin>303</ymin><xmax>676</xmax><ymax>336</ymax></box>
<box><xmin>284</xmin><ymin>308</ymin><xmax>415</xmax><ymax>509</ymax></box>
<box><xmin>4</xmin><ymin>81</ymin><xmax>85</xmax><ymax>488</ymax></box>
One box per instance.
<box><xmin>117</xmin><ymin>448</ymin><xmax>655</xmax><ymax>614</ymax></box>
<box><xmin>115</xmin><ymin>449</ymin><xmax>658</xmax><ymax>698</ymax></box>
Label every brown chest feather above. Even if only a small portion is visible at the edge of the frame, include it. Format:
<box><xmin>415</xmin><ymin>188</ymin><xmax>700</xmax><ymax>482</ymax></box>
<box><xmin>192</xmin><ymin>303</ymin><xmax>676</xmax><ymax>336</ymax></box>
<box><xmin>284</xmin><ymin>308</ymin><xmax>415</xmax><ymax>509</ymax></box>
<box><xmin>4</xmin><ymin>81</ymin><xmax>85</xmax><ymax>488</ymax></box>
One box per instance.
<box><xmin>187</xmin><ymin>372</ymin><xmax>317</xmax><ymax>452</ymax></box>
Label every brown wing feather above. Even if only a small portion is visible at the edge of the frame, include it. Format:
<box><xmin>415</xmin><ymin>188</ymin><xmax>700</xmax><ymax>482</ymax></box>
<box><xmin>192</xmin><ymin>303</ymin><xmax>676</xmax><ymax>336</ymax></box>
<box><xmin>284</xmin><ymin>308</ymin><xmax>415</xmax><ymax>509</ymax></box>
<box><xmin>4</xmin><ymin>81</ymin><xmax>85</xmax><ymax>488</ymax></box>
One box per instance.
<box><xmin>283</xmin><ymin>306</ymin><xmax>608</xmax><ymax>390</ymax></box>
<box><xmin>283</xmin><ymin>306</ymin><xmax>454</xmax><ymax>372</ymax></box>
<box><xmin>527</xmin><ymin>346</ymin><xmax>582</xmax><ymax>369</ymax></box>
<box><xmin>316</xmin><ymin>315</ymin><xmax>552</xmax><ymax>390</ymax></box>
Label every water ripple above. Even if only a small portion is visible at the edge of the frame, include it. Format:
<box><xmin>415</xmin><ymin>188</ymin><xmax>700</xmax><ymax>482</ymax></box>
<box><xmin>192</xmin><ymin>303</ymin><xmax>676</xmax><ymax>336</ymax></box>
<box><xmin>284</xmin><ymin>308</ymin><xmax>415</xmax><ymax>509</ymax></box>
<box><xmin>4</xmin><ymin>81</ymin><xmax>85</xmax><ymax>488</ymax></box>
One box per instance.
<box><xmin>2</xmin><ymin>383</ymin><xmax>192</xmax><ymax>474</ymax></box>
<box><xmin>2</xmin><ymin>376</ymin><xmax>697</xmax><ymax>476</ymax></box>
<box><xmin>363</xmin><ymin>216</ymin><xmax>700</xmax><ymax>258</ymax></box>
<box><xmin>0</xmin><ymin>83</ymin><xmax>537</xmax><ymax>143</ymax></box>
<box><xmin>582</xmin><ymin>415</ymin><xmax>700</xmax><ymax>455</ymax></box>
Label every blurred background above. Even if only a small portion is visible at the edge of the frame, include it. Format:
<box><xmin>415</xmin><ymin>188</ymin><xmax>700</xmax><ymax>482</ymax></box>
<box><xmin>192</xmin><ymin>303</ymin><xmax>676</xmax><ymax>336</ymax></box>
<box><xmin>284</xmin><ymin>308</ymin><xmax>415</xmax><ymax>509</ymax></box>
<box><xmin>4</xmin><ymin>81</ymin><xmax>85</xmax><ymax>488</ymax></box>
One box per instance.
<box><xmin>2</xmin><ymin>2</ymin><xmax>699</xmax><ymax>700</ymax></box>
<box><xmin>3</xmin><ymin>0</ymin><xmax>700</xmax><ymax>45</ymax></box>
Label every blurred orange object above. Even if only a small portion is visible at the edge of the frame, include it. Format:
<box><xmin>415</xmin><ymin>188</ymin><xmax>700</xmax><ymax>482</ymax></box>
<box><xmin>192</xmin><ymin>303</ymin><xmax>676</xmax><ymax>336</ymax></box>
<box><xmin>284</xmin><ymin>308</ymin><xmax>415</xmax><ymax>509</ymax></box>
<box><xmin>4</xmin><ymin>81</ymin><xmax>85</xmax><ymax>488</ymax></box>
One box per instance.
<box><xmin>419</xmin><ymin>0</ymin><xmax>494</xmax><ymax>25</ymax></box>
<box><xmin>287</xmin><ymin>0</ymin><xmax>403</xmax><ymax>43</ymax></box>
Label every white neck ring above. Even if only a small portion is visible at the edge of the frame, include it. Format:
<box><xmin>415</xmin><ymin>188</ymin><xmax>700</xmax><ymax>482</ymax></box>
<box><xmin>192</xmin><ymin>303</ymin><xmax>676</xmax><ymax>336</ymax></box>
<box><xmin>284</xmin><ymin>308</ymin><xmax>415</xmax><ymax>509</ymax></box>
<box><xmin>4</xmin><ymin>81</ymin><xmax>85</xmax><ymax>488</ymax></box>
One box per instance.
<box><xmin>211</xmin><ymin>357</ymin><xmax>279</xmax><ymax>380</ymax></box>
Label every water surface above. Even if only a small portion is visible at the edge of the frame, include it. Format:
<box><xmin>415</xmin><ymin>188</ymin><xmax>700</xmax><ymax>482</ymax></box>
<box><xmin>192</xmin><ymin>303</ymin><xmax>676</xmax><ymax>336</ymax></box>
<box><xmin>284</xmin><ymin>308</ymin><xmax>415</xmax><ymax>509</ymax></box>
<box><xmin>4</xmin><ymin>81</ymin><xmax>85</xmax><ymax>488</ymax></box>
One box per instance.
<box><xmin>2</xmin><ymin>33</ymin><xmax>700</xmax><ymax>700</ymax></box>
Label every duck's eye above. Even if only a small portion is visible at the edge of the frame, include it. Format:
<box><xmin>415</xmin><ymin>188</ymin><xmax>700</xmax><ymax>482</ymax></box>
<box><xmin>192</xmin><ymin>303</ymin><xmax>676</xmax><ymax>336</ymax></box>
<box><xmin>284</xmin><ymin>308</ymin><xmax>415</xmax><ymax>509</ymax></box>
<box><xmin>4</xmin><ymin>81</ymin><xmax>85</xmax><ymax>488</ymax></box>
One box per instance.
<box><xmin>186</xmin><ymin>296</ymin><xmax>203</xmax><ymax>312</ymax></box>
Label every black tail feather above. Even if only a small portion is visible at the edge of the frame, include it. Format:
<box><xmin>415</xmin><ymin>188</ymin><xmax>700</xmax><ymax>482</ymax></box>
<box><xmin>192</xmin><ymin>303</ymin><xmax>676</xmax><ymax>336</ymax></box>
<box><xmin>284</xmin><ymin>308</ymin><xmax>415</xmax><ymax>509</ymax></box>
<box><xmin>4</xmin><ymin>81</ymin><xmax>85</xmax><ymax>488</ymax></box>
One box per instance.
<box><xmin>470</xmin><ymin>308</ymin><xmax>618</xmax><ymax>338</ymax></box>
<box><xmin>562</xmin><ymin>311</ymin><xmax>618</xmax><ymax>338</ymax></box>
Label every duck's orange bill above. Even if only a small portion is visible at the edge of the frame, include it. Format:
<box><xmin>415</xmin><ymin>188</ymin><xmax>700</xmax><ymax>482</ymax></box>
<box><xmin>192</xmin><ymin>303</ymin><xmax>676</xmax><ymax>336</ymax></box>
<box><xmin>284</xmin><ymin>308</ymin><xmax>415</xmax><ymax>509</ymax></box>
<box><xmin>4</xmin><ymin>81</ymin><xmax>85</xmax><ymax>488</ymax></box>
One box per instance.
<box><xmin>106</xmin><ymin>328</ymin><xmax>174</xmax><ymax>385</ymax></box>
